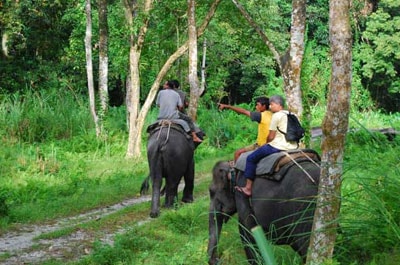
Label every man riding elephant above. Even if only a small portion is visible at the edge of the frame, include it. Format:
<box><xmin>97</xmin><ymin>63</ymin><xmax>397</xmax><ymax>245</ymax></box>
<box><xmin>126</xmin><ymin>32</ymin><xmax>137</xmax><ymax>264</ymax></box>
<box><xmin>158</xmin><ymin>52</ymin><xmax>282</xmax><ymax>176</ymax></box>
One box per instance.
<box><xmin>156</xmin><ymin>80</ymin><xmax>202</xmax><ymax>143</ymax></box>
<box><xmin>218</xmin><ymin>96</ymin><xmax>272</xmax><ymax>162</ymax></box>
<box><xmin>237</xmin><ymin>95</ymin><xmax>299</xmax><ymax>196</ymax></box>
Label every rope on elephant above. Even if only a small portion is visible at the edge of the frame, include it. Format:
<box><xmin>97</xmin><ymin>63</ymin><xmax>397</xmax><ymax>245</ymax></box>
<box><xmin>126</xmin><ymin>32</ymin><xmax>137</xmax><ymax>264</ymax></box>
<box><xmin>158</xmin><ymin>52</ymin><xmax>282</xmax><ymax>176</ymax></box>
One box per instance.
<box><xmin>156</xmin><ymin>120</ymin><xmax>173</xmax><ymax>145</ymax></box>
<box><xmin>281</xmin><ymin>151</ymin><xmax>318</xmax><ymax>184</ymax></box>
<box><xmin>299</xmin><ymin>149</ymin><xmax>322</xmax><ymax>169</ymax></box>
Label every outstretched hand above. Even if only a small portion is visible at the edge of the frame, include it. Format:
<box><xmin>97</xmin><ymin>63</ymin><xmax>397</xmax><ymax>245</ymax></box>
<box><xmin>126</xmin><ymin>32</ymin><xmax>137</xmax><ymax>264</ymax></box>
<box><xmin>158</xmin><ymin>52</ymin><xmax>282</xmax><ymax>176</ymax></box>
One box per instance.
<box><xmin>218</xmin><ymin>103</ymin><xmax>227</xmax><ymax>110</ymax></box>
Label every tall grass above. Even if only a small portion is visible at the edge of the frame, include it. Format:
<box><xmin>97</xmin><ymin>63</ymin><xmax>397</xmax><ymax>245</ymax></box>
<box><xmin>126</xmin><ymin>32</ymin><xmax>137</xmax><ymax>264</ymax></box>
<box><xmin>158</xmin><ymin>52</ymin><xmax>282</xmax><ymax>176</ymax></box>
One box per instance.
<box><xmin>195</xmin><ymin>103</ymin><xmax>259</xmax><ymax>162</ymax></box>
<box><xmin>0</xmin><ymin>89</ymin><xmax>93</xmax><ymax>143</ymax></box>
<box><xmin>0</xmin><ymin>90</ymin><xmax>143</xmax><ymax>229</ymax></box>
<box><xmin>336</xmin><ymin>131</ymin><xmax>400</xmax><ymax>264</ymax></box>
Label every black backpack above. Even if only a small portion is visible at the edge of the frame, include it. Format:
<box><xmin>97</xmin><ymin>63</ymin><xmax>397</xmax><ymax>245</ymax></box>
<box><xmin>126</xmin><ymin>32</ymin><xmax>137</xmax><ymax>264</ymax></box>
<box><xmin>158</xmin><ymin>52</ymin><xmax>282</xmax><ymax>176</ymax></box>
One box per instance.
<box><xmin>277</xmin><ymin>112</ymin><xmax>305</xmax><ymax>143</ymax></box>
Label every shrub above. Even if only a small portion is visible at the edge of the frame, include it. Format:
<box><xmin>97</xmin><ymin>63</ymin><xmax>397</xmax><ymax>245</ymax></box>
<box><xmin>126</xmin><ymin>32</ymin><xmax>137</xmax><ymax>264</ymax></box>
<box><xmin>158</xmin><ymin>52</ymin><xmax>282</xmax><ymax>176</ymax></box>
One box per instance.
<box><xmin>0</xmin><ymin>191</ymin><xmax>9</xmax><ymax>218</ymax></box>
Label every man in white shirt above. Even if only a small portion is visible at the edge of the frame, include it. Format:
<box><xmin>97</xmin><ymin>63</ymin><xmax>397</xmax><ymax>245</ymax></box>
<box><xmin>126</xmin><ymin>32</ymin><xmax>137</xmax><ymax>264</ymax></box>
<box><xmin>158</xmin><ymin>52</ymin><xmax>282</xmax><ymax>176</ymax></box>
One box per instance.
<box><xmin>238</xmin><ymin>95</ymin><xmax>298</xmax><ymax>196</ymax></box>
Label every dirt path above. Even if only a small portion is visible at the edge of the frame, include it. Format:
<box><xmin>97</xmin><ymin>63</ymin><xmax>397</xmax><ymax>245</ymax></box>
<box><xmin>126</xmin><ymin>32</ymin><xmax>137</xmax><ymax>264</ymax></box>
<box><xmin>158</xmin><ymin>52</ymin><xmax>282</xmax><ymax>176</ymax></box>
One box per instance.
<box><xmin>0</xmin><ymin>195</ymin><xmax>152</xmax><ymax>265</ymax></box>
<box><xmin>0</xmin><ymin>172</ymin><xmax>209</xmax><ymax>265</ymax></box>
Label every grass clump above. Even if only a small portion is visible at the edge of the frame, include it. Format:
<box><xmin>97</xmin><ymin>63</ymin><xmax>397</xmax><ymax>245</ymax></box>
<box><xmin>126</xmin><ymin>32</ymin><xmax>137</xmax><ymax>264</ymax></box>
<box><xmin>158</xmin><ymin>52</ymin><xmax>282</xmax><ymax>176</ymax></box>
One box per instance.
<box><xmin>336</xmin><ymin>131</ymin><xmax>400</xmax><ymax>264</ymax></box>
<box><xmin>0</xmin><ymin>89</ymin><xmax>92</xmax><ymax>143</ymax></box>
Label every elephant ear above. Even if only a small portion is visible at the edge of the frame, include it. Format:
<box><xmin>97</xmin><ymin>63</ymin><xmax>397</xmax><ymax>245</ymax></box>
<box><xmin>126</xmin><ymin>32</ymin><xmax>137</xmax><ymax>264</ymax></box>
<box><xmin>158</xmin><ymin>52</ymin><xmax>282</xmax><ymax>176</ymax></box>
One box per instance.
<box><xmin>211</xmin><ymin>161</ymin><xmax>231</xmax><ymax>191</ymax></box>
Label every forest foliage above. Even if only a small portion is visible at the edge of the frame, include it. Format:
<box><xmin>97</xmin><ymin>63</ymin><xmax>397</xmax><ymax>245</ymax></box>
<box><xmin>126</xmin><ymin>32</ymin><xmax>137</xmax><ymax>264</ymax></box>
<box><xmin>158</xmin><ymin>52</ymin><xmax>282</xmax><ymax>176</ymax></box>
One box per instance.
<box><xmin>1</xmin><ymin>0</ymin><xmax>399</xmax><ymax>114</ymax></box>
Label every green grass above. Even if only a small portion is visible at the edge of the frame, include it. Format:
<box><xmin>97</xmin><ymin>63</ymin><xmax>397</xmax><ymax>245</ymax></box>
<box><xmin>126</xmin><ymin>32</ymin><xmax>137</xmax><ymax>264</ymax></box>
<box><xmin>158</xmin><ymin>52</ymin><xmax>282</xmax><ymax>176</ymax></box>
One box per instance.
<box><xmin>71</xmin><ymin>197</ymin><xmax>248</xmax><ymax>265</ymax></box>
<box><xmin>336</xmin><ymin>133</ymin><xmax>400</xmax><ymax>264</ymax></box>
<box><xmin>0</xmin><ymin>152</ymin><xmax>147</xmax><ymax>227</ymax></box>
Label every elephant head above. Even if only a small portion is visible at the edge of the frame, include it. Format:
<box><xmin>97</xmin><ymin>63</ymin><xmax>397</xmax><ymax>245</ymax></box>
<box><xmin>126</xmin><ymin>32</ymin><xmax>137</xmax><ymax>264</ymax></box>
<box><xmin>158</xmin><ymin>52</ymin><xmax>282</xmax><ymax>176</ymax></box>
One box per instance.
<box><xmin>207</xmin><ymin>161</ymin><xmax>237</xmax><ymax>265</ymax></box>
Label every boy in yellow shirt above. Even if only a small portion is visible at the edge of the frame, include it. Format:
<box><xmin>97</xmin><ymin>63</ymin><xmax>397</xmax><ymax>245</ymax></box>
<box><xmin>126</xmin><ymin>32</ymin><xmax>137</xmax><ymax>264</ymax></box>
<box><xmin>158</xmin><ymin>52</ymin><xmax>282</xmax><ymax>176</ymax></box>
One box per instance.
<box><xmin>218</xmin><ymin>96</ymin><xmax>272</xmax><ymax>162</ymax></box>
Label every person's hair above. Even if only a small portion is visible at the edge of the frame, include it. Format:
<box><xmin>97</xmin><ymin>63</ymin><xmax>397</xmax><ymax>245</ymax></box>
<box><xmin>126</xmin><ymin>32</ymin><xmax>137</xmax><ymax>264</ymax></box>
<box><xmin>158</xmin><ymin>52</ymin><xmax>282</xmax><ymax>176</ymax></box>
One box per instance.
<box><xmin>269</xmin><ymin>95</ymin><xmax>285</xmax><ymax>107</ymax></box>
<box><xmin>165</xmin><ymin>80</ymin><xmax>174</xmax><ymax>89</ymax></box>
<box><xmin>255</xmin><ymin>96</ymin><xmax>269</xmax><ymax>108</ymax></box>
<box><xmin>170</xmin><ymin>79</ymin><xmax>180</xmax><ymax>89</ymax></box>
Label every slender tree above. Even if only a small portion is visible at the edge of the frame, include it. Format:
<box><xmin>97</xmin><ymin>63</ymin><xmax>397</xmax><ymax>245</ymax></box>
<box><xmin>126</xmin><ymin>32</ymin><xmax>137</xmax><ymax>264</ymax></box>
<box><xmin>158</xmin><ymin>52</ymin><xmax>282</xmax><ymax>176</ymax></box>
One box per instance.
<box><xmin>98</xmin><ymin>0</ymin><xmax>109</xmax><ymax>125</ymax></box>
<box><xmin>187</xmin><ymin>0</ymin><xmax>201</xmax><ymax>121</ymax></box>
<box><xmin>200</xmin><ymin>38</ymin><xmax>207</xmax><ymax>96</ymax></box>
<box><xmin>124</xmin><ymin>0</ymin><xmax>154</xmax><ymax>158</ymax></box>
<box><xmin>306</xmin><ymin>0</ymin><xmax>352</xmax><ymax>263</ymax></box>
<box><xmin>282</xmin><ymin>0</ymin><xmax>306</xmax><ymax>115</ymax></box>
<box><xmin>231</xmin><ymin>0</ymin><xmax>306</xmax><ymax>116</ymax></box>
<box><xmin>125</xmin><ymin>0</ymin><xmax>222</xmax><ymax>158</ymax></box>
<box><xmin>85</xmin><ymin>0</ymin><xmax>100</xmax><ymax>136</ymax></box>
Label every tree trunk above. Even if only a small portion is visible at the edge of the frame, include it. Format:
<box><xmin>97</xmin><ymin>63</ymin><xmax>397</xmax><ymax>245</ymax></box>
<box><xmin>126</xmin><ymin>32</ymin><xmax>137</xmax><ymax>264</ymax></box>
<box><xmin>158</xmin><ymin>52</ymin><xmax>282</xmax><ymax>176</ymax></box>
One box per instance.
<box><xmin>84</xmin><ymin>0</ymin><xmax>100</xmax><ymax>136</ymax></box>
<box><xmin>280</xmin><ymin>0</ymin><xmax>306</xmax><ymax>115</ymax></box>
<box><xmin>125</xmin><ymin>70</ymin><xmax>132</xmax><ymax>129</ymax></box>
<box><xmin>200</xmin><ymin>38</ymin><xmax>207</xmax><ymax>96</ymax></box>
<box><xmin>126</xmin><ymin>0</ymin><xmax>222</xmax><ymax>158</ymax></box>
<box><xmin>187</xmin><ymin>0</ymin><xmax>201</xmax><ymax>121</ymax></box>
<box><xmin>306</xmin><ymin>0</ymin><xmax>352</xmax><ymax>263</ymax></box>
<box><xmin>98</xmin><ymin>0</ymin><xmax>109</xmax><ymax>128</ymax></box>
<box><xmin>124</xmin><ymin>0</ymin><xmax>153</xmax><ymax>158</ymax></box>
<box><xmin>231</xmin><ymin>0</ymin><xmax>306</xmax><ymax>117</ymax></box>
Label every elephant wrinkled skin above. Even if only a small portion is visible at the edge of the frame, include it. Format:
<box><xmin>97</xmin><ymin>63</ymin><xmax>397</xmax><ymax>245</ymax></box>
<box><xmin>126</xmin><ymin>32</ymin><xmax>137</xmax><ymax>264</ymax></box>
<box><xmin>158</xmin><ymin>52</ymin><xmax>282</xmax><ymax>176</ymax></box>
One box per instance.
<box><xmin>208</xmin><ymin>152</ymin><xmax>320</xmax><ymax>264</ymax></box>
<box><xmin>147</xmin><ymin>122</ymin><xmax>195</xmax><ymax>218</ymax></box>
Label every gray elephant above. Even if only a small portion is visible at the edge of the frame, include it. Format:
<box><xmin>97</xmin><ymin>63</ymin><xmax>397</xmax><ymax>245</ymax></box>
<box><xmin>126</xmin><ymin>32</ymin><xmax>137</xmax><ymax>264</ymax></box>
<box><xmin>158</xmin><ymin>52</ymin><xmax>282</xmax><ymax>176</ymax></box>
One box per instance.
<box><xmin>146</xmin><ymin>120</ymin><xmax>202</xmax><ymax>218</ymax></box>
<box><xmin>207</xmin><ymin>149</ymin><xmax>321</xmax><ymax>264</ymax></box>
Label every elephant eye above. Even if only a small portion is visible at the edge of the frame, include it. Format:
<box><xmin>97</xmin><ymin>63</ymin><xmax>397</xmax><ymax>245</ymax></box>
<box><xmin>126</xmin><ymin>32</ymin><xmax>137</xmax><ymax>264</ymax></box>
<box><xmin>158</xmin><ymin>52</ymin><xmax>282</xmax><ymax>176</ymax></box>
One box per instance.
<box><xmin>209</xmin><ymin>188</ymin><xmax>216</xmax><ymax>198</ymax></box>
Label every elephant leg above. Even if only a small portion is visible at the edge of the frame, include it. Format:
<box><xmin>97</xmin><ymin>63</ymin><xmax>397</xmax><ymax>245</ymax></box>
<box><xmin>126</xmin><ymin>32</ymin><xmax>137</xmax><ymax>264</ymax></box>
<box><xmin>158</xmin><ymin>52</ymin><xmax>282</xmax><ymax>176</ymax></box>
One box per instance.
<box><xmin>182</xmin><ymin>160</ymin><xmax>195</xmax><ymax>203</ymax></box>
<box><xmin>236</xmin><ymin>187</ymin><xmax>259</xmax><ymax>264</ymax></box>
<box><xmin>150</xmin><ymin>176</ymin><xmax>162</xmax><ymax>218</ymax></box>
<box><xmin>289</xmin><ymin>223</ymin><xmax>313</xmax><ymax>262</ymax></box>
<box><xmin>239</xmin><ymin>224</ymin><xmax>259</xmax><ymax>265</ymax></box>
<box><xmin>164</xmin><ymin>178</ymin><xmax>179</xmax><ymax>208</ymax></box>
<box><xmin>164</xmin><ymin>192</ymin><xmax>178</xmax><ymax>208</ymax></box>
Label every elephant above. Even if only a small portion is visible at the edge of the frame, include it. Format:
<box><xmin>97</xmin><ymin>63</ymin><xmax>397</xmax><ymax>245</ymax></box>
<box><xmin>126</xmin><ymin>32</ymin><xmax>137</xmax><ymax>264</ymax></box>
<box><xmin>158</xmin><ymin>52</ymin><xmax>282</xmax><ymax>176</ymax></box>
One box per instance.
<box><xmin>207</xmin><ymin>149</ymin><xmax>321</xmax><ymax>264</ymax></box>
<box><xmin>146</xmin><ymin>120</ymin><xmax>202</xmax><ymax>218</ymax></box>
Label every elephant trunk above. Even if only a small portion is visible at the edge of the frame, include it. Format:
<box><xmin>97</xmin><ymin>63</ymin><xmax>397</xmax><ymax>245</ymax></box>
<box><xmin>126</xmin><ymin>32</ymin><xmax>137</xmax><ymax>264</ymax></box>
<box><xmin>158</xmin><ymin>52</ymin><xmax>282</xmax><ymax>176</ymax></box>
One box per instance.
<box><xmin>207</xmin><ymin>202</ymin><xmax>225</xmax><ymax>265</ymax></box>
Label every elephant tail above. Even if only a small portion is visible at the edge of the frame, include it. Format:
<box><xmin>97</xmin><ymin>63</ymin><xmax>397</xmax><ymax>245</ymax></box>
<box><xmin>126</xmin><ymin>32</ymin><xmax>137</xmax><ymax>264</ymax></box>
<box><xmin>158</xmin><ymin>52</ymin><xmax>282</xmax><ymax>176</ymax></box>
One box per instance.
<box><xmin>140</xmin><ymin>175</ymin><xmax>150</xmax><ymax>195</ymax></box>
<box><xmin>140</xmin><ymin>175</ymin><xmax>166</xmax><ymax>196</ymax></box>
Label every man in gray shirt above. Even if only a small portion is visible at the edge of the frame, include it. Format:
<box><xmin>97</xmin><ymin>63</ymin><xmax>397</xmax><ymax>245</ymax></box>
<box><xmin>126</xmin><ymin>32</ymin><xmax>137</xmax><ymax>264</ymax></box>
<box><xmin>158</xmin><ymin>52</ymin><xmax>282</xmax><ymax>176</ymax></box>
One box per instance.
<box><xmin>156</xmin><ymin>81</ymin><xmax>202</xmax><ymax>142</ymax></box>
<box><xmin>171</xmin><ymin>79</ymin><xmax>189</xmax><ymax>114</ymax></box>
<box><xmin>156</xmin><ymin>81</ymin><xmax>182</xmax><ymax>120</ymax></box>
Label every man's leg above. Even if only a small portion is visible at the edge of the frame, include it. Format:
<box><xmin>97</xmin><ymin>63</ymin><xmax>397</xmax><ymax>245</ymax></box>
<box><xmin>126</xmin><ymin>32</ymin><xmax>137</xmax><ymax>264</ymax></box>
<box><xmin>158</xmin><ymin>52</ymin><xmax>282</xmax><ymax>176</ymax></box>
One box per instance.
<box><xmin>240</xmin><ymin>145</ymin><xmax>281</xmax><ymax>196</ymax></box>
<box><xmin>178</xmin><ymin>112</ymin><xmax>202</xmax><ymax>142</ymax></box>
<box><xmin>234</xmin><ymin>143</ymin><xmax>257</xmax><ymax>162</ymax></box>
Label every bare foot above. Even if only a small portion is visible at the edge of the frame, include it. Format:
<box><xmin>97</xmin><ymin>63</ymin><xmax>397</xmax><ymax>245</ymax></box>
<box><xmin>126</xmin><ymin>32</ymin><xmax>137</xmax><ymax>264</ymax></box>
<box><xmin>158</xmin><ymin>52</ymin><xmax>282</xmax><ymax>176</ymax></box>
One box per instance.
<box><xmin>235</xmin><ymin>186</ymin><xmax>251</xmax><ymax>196</ymax></box>
<box><xmin>193</xmin><ymin>135</ymin><xmax>203</xmax><ymax>143</ymax></box>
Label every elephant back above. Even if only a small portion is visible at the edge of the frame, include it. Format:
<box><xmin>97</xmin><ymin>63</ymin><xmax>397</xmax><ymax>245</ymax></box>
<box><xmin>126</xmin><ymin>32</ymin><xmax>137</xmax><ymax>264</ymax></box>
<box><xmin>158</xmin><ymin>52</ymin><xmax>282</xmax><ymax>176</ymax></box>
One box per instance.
<box><xmin>147</xmin><ymin>120</ymin><xmax>192</xmax><ymax>142</ymax></box>
<box><xmin>235</xmin><ymin>149</ymin><xmax>320</xmax><ymax>182</ymax></box>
